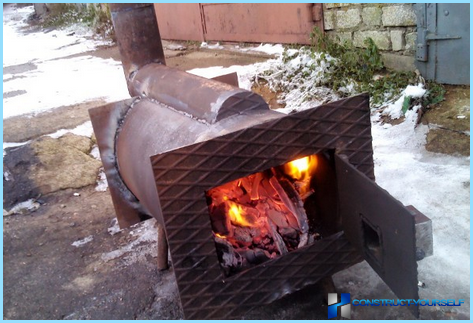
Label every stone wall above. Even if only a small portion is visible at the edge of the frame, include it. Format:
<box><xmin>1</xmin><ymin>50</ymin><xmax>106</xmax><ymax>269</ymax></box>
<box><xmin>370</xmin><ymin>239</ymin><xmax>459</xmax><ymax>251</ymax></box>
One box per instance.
<box><xmin>323</xmin><ymin>3</ymin><xmax>417</xmax><ymax>72</ymax></box>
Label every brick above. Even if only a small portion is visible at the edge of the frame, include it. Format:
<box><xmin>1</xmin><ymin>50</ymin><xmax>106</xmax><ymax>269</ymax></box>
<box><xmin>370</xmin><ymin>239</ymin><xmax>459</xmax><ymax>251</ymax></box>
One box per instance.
<box><xmin>381</xmin><ymin>53</ymin><xmax>415</xmax><ymax>72</ymax></box>
<box><xmin>337</xmin><ymin>32</ymin><xmax>353</xmax><ymax>44</ymax></box>
<box><xmin>405</xmin><ymin>32</ymin><xmax>417</xmax><ymax>51</ymax></box>
<box><xmin>324</xmin><ymin>10</ymin><xmax>335</xmax><ymax>30</ymax></box>
<box><xmin>382</xmin><ymin>5</ymin><xmax>417</xmax><ymax>27</ymax></box>
<box><xmin>362</xmin><ymin>7</ymin><xmax>382</xmax><ymax>26</ymax></box>
<box><xmin>391</xmin><ymin>30</ymin><xmax>405</xmax><ymax>51</ymax></box>
<box><xmin>336</xmin><ymin>8</ymin><xmax>361</xmax><ymax>29</ymax></box>
<box><xmin>354</xmin><ymin>31</ymin><xmax>391</xmax><ymax>50</ymax></box>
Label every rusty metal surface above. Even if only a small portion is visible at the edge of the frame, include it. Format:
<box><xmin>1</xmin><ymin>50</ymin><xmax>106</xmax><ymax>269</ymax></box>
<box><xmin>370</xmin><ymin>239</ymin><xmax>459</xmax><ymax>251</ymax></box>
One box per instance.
<box><xmin>335</xmin><ymin>154</ymin><xmax>419</xmax><ymax>318</ymax></box>
<box><xmin>210</xmin><ymin>72</ymin><xmax>239</xmax><ymax>87</ymax></box>
<box><xmin>154</xmin><ymin>3</ymin><xmax>205</xmax><ymax>42</ymax></box>
<box><xmin>88</xmin><ymin>99</ymin><xmax>150</xmax><ymax>228</ymax></box>
<box><xmin>154</xmin><ymin>3</ymin><xmax>323</xmax><ymax>44</ymax></box>
<box><xmin>157</xmin><ymin>223</ymin><xmax>169</xmax><ymax>271</ymax></box>
<box><xmin>114</xmin><ymin>98</ymin><xmax>281</xmax><ymax>227</ymax></box>
<box><xmin>150</xmin><ymin>94</ymin><xmax>374</xmax><ymax>319</ymax></box>
<box><xmin>202</xmin><ymin>3</ymin><xmax>323</xmax><ymax>44</ymax></box>
<box><xmin>129</xmin><ymin>63</ymin><xmax>269</xmax><ymax>123</ymax></box>
<box><xmin>110</xmin><ymin>3</ymin><xmax>165</xmax><ymax>91</ymax></box>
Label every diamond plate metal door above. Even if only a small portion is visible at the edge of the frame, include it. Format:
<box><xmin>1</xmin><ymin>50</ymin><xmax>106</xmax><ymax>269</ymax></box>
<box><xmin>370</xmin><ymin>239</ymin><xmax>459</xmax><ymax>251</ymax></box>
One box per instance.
<box><xmin>335</xmin><ymin>154</ymin><xmax>419</xmax><ymax>318</ymax></box>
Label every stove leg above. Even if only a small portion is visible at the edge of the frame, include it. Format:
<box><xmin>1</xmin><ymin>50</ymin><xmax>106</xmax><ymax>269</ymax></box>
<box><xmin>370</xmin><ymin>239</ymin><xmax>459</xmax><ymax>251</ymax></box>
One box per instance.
<box><xmin>321</xmin><ymin>276</ymin><xmax>337</xmax><ymax>303</ymax></box>
<box><xmin>157</xmin><ymin>223</ymin><xmax>169</xmax><ymax>271</ymax></box>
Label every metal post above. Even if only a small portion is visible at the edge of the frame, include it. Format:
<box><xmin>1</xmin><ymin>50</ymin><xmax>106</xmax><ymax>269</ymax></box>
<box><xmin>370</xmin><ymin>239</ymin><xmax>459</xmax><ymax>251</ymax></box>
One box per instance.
<box><xmin>157</xmin><ymin>223</ymin><xmax>169</xmax><ymax>271</ymax></box>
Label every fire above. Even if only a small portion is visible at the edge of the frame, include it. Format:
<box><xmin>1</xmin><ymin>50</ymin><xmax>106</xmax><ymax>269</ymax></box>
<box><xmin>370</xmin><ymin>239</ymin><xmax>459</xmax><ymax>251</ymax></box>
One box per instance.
<box><xmin>227</xmin><ymin>201</ymin><xmax>253</xmax><ymax>227</ymax></box>
<box><xmin>284</xmin><ymin>156</ymin><xmax>317</xmax><ymax>181</ymax></box>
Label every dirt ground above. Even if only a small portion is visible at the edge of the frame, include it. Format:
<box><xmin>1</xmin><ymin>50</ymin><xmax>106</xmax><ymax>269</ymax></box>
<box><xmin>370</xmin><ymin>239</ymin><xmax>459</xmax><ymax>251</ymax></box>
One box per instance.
<box><xmin>3</xmin><ymin>36</ymin><xmax>470</xmax><ymax>320</ymax></box>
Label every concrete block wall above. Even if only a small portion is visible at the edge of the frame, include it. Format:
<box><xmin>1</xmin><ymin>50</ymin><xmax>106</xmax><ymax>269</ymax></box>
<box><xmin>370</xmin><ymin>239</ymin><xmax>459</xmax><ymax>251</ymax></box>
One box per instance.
<box><xmin>323</xmin><ymin>3</ymin><xmax>417</xmax><ymax>72</ymax></box>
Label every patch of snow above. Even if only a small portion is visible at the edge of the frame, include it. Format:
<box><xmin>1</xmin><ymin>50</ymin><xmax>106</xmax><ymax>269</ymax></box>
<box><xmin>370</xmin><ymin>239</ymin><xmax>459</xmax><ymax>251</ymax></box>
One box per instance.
<box><xmin>4</xmin><ymin>171</ymin><xmax>12</xmax><ymax>181</ymax></box>
<box><xmin>107</xmin><ymin>218</ymin><xmax>122</xmax><ymax>236</ymax></box>
<box><xmin>383</xmin><ymin>84</ymin><xmax>426</xmax><ymax>120</ymax></box>
<box><xmin>101</xmin><ymin>218</ymin><xmax>158</xmax><ymax>266</ymax></box>
<box><xmin>90</xmin><ymin>145</ymin><xmax>101</xmax><ymax>160</ymax></box>
<box><xmin>3</xmin><ymin>56</ymin><xmax>128</xmax><ymax>119</ymax></box>
<box><xmin>200</xmin><ymin>42</ymin><xmax>224</xmax><ymax>50</ymax></box>
<box><xmin>95</xmin><ymin>169</ymin><xmax>108</xmax><ymax>192</ymax></box>
<box><xmin>72</xmin><ymin>235</ymin><xmax>94</xmax><ymax>247</ymax></box>
<box><xmin>3</xmin><ymin>141</ymin><xmax>30</xmax><ymax>157</ymax></box>
<box><xmin>3</xmin><ymin>4</ymin><xmax>112</xmax><ymax>66</ymax></box>
<box><xmin>240</xmin><ymin>43</ymin><xmax>285</xmax><ymax>56</ymax></box>
<box><xmin>47</xmin><ymin>121</ymin><xmax>94</xmax><ymax>139</ymax></box>
<box><xmin>404</xmin><ymin>84</ymin><xmax>427</xmax><ymax>98</ymax></box>
<box><xmin>165</xmin><ymin>43</ymin><xmax>186</xmax><ymax>51</ymax></box>
<box><xmin>3</xmin><ymin>4</ymin><xmax>128</xmax><ymax>120</ymax></box>
<box><xmin>5</xmin><ymin>199</ymin><xmax>41</xmax><ymax>216</ymax></box>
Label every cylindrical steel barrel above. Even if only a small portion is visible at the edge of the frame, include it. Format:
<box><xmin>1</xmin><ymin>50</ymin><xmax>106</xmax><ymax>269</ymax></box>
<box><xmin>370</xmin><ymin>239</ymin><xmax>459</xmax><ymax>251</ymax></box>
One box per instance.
<box><xmin>129</xmin><ymin>63</ymin><xmax>270</xmax><ymax>124</ymax></box>
<box><xmin>114</xmin><ymin>98</ymin><xmax>281</xmax><ymax>224</ymax></box>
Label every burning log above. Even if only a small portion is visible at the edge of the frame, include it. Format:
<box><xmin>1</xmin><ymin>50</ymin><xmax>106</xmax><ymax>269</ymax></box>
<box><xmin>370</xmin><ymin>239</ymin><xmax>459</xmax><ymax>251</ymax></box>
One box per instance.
<box><xmin>269</xmin><ymin>176</ymin><xmax>309</xmax><ymax>248</ymax></box>
<box><xmin>238</xmin><ymin>248</ymin><xmax>272</xmax><ymax>265</ymax></box>
<box><xmin>214</xmin><ymin>236</ymin><xmax>243</xmax><ymax>276</ymax></box>
<box><xmin>267</xmin><ymin>217</ymin><xmax>288</xmax><ymax>255</ymax></box>
<box><xmin>209</xmin><ymin>203</ymin><xmax>233</xmax><ymax>236</ymax></box>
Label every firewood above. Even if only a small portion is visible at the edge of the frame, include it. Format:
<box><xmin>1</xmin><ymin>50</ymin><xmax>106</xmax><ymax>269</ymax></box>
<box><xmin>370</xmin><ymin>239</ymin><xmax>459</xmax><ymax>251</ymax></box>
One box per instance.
<box><xmin>238</xmin><ymin>248</ymin><xmax>272</xmax><ymax>265</ymax></box>
<box><xmin>267</xmin><ymin>218</ymin><xmax>288</xmax><ymax>255</ymax></box>
<box><xmin>250</xmin><ymin>172</ymin><xmax>263</xmax><ymax>200</ymax></box>
<box><xmin>270</xmin><ymin>177</ymin><xmax>309</xmax><ymax>231</ymax></box>
<box><xmin>267</xmin><ymin>209</ymin><xmax>290</xmax><ymax>228</ymax></box>
<box><xmin>209</xmin><ymin>203</ymin><xmax>233</xmax><ymax>236</ymax></box>
<box><xmin>214</xmin><ymin>236</ymin><xmax>243</xmax><ymax>272</ymax></box>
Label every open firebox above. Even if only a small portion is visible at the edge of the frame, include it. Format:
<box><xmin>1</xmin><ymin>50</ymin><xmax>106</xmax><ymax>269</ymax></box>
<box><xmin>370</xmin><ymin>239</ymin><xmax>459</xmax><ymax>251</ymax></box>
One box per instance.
<box><xmin>89</xmin><ymin>4</ymin><xmax>432</xmax><ymax>320</ymax></box>
<box><xmin>206</xmin><ymin>152</ymin><xmax>337</xmax><ymax>277</ymax></box>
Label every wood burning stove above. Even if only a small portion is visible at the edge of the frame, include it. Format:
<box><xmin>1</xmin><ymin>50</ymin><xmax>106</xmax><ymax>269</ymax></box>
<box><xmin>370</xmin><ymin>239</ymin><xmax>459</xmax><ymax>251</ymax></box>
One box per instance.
<box><xmin>89</xmin><ymin>4</ymin><xmax>432</xmax><ymax>319</ymax></box>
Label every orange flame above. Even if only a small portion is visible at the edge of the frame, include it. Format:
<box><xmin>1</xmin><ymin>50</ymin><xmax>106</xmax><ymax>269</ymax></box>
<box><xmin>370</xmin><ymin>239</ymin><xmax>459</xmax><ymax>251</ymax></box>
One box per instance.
<box><xmin>228</xmin><ymin>201</ymin><xmax>252</xmax><ymax>227</ymax></box>
<box><xmin>284</xmin><ymin>156</ymin><xmax>317</xmax><ymax>181</ymax></box>
<box><xmin>215</xmin><ymin>233</ymin><xmax>226</xmax><ymax>239</ymax></box>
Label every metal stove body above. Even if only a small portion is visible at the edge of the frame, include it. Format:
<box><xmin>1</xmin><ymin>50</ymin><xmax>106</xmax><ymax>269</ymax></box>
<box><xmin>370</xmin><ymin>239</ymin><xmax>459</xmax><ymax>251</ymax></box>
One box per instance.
<box><xmin>89</xmin><ymin>4</ymin><xmax>432</xmax><ymax>319</ymax></box>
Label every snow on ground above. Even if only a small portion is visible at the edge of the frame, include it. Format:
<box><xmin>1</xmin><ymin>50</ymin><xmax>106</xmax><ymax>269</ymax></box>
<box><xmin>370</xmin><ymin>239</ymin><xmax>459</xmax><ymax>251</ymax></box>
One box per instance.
<box><xmin>200</xmin><ymin>41</ymin><xmax>224</xmax><ymax>50</ymax></box>
<box><xmin>238</xmin><ymin>43</ymin><xmax>285</xmax><ymax>56</ymax></box>
<box><xmin>383</xmin><ymin>84</ymin><xmax>427</xmax><ymax>120</ymax></box>
<box><xmin>46</xmin><ymin>120</ymin><xmax>94</xmax><ymax>139</ymax></box>
<box><xmin>71</xmin><ymin>235</ymin><xmax>94</xmax><ymax>247</ymax></box>
<box><xmin>3</xmin><ymin>4</ymin><xmax>129</xmax><ymax>119</ymax></box>
<box><xmin>3</xmin><ymin>141</ymin><xmax>30</xmax><ymax>157</ymax></box>
<box><xmin>3</xmin><ymin>198</ymin><xmax>41</xmax><ymax>216</ymax></box>
<box><xmin>101</xmin><ymin>218</ymin><xmax>158</xmax><ymax>267</ymax></box>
